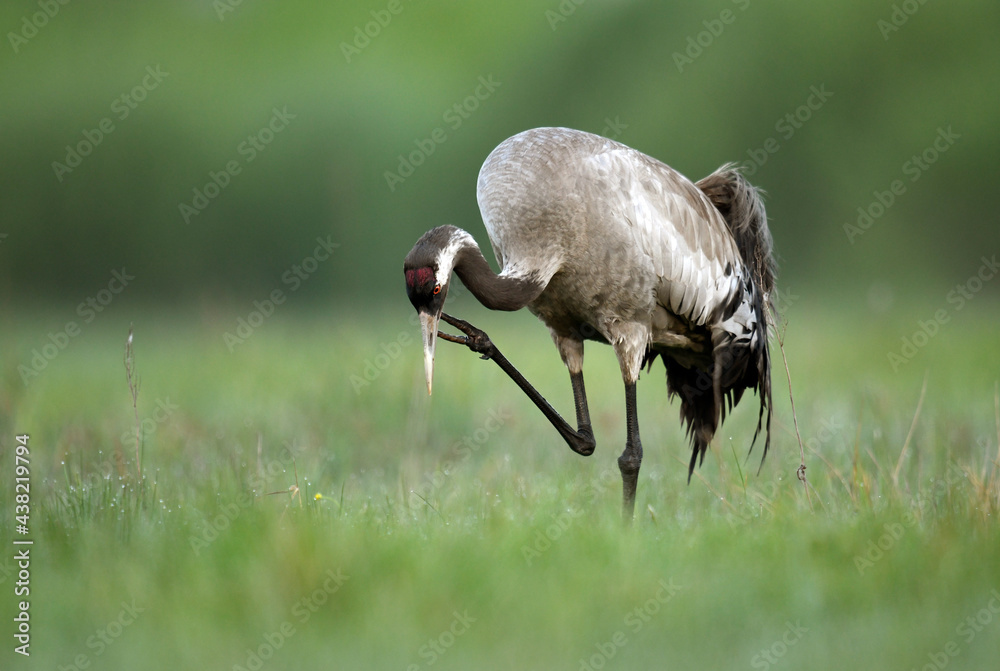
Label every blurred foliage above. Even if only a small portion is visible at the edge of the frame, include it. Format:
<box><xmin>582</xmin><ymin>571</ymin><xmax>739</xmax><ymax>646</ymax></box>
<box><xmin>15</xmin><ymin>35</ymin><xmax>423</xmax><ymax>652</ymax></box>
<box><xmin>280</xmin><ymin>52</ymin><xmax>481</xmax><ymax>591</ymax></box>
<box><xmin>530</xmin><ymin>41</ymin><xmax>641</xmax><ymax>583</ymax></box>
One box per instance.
<box><xmin>0</xmin><ymin>0</ymin><xmax>997</xmax><ymax>306</ymax></box>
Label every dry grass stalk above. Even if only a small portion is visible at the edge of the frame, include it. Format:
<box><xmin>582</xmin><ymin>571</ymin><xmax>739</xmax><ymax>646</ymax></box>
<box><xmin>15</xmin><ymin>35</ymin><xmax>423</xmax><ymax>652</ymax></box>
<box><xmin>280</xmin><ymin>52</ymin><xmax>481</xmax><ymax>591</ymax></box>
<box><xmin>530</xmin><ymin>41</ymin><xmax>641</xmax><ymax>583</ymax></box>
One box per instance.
<box><xmin>124</xmin><ymin>325</ymin><xmax>141</xmax><ymax>480</ymax></box>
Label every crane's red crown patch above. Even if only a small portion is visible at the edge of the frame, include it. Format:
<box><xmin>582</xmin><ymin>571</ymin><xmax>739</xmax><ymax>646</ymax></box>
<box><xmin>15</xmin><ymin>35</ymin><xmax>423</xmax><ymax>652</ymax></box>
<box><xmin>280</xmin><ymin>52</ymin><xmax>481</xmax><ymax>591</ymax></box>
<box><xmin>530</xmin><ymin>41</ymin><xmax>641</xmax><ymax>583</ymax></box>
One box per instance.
<box><xmin>405</xmin><ymin>267</ymin><xmax>435</xmax><ymax>289</ymax></box>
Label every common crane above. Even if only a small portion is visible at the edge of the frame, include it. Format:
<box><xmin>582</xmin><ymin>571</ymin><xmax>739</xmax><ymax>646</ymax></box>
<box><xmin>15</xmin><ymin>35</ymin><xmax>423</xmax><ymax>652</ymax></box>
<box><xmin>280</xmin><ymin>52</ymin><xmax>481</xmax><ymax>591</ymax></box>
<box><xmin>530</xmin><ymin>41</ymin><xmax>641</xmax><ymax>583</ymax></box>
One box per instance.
<box><xmin>403</xmin><ymin>127</ymin><xmax>776</xmax><ymax>521</ymax></box>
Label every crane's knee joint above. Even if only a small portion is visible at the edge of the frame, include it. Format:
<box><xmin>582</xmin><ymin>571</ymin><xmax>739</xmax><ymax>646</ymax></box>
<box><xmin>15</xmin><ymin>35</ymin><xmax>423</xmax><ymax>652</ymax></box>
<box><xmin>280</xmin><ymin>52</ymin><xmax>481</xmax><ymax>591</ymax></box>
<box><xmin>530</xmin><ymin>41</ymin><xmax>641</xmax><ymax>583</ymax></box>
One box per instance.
<box><xmin>618</xmin><ymin>452</ymin><xmax>642</xmax><ymax>476</ymax></box>
<box><xmin>571</xmin><ymin>429</ymin><xmax>596</xmax><ymax>456</ymax></box>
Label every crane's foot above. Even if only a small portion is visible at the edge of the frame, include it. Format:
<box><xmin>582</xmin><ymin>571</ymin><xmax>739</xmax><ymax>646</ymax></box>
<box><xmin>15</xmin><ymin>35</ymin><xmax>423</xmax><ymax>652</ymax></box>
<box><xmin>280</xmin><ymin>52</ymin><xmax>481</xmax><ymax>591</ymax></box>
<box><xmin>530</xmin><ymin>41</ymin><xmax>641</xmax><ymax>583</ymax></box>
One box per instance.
<box><xmin>438</xmin><ymin>313</ymin><xmax>496</xmax><ymax>359</ymax></box>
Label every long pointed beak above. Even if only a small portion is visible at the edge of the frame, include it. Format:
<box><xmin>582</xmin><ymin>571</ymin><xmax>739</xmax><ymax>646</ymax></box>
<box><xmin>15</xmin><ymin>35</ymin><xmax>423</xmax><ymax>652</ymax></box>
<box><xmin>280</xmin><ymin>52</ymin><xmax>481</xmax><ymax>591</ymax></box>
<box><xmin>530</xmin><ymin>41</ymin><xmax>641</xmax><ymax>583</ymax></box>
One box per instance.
<box><xmin>418</xmin><ymin>310</ymin><xmax>440</xmax><ymax>395</ymax></box>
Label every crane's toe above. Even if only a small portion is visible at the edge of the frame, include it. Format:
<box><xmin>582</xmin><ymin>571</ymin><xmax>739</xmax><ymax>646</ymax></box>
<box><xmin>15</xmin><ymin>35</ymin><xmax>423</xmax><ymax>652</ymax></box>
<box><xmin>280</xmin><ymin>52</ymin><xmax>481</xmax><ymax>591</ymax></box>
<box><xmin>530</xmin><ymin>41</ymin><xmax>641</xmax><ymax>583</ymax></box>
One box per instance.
<box><xmin>439</xmin><ymin>313</ymin><xmax>496</xmax><ymax>358</ymax></box>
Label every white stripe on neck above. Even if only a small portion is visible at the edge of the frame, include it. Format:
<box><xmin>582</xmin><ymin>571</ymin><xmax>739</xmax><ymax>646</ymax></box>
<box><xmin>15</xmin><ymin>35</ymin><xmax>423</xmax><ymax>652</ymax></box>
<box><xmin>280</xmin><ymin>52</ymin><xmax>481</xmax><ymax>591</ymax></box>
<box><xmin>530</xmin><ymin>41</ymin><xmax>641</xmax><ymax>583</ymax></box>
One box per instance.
<box><xmin>434</xmin><ymin>228</ymin><xmax>476</xmax><ymax>287</ymax></box>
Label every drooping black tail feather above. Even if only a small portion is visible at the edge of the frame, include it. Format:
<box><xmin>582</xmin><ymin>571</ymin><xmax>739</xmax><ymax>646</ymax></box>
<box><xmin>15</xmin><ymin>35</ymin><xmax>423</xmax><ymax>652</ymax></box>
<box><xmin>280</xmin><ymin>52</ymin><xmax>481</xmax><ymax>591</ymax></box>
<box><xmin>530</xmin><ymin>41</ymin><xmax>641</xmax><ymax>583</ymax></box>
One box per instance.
<box><xmin>662</xmin><ymin>164</ymin><xmax>775</xmax><ymax>481</ymax></box>
<box><xmin>660</xmin><ymin>355</ymin><xmax>721</xmax><ymax>481</ymax></box>
<box><xmin>696</xmin><ymin>163</ymin><xmax>776</xmax><ymax>297</ymax></box>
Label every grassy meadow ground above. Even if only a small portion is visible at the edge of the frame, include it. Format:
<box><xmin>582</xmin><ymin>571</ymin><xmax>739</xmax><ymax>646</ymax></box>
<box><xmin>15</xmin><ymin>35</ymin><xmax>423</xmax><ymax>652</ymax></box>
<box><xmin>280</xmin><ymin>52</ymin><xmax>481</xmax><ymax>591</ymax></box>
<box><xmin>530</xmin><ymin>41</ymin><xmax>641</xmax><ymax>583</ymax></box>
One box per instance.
<box><xmin>2</xmin><ymin>298</ymin><xmax>1000</xmax><ymax>670</ymax></box>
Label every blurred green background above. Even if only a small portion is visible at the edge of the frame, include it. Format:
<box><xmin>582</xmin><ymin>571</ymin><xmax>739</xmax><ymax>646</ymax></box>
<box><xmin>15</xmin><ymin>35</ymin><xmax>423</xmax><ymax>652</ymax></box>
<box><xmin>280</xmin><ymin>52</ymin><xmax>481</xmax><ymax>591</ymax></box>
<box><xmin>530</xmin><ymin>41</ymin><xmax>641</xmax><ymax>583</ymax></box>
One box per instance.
<box><xmin>3</xmin><ymin>4</ymin><xmax>1000</xmax><ymax>669</ymax></box>
<box><xmin>1</xmin><ymin>0</ymin><xmax>997</xmax><ymax>310</ymax></box>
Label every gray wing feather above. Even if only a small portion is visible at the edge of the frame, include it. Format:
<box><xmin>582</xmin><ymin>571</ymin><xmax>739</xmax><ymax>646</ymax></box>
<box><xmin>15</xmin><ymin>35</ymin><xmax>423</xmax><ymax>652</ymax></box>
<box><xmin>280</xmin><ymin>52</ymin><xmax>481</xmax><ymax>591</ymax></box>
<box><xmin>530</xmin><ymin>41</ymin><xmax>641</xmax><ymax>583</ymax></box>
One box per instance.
<box><xmin>590</xmin><ymin>147</ymin><xmax>744</xmax><ymax>326</ymax></box>
<box><xmin>477</xmin><ymin>128</ymin><xmax>745</xmax><ymax>328</ymax></box>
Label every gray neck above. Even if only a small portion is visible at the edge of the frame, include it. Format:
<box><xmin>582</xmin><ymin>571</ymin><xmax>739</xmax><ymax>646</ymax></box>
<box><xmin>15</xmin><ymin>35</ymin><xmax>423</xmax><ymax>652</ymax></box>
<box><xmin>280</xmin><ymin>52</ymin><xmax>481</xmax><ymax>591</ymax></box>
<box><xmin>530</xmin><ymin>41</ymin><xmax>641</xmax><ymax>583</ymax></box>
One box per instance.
<box><xmin>453</xmin><ymin>242</ymin><xmax>544</xmax><ymax>311</ymax></box>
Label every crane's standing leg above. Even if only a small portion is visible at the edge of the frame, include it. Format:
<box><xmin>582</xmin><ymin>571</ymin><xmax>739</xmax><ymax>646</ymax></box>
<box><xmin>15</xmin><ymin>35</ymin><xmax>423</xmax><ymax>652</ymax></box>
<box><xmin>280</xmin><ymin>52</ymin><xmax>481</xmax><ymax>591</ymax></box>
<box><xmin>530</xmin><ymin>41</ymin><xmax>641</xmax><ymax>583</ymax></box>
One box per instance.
<box><xmin>612</xmin><ymin>333</ymin><xmax>646</xmax><ymax>524</ymax></box>
<box><xmin>618</xmin><ymin>381</ymin><xmax>643</xmax><ymax>523</ymax></box>
<box><xmin>438</xmin><ymin>313</ymin><xmax>596</xmax><ymax>456</ymax></box>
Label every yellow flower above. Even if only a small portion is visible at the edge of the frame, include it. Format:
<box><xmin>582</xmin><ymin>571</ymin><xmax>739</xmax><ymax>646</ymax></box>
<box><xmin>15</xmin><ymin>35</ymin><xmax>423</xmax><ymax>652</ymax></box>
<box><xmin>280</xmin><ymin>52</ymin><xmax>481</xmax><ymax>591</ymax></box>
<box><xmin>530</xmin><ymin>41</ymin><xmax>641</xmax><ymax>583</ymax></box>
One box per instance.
<box><xmin>314</xmin><ymin>493</ymin><xmax>323</xmax><ymax>500</ymax></box>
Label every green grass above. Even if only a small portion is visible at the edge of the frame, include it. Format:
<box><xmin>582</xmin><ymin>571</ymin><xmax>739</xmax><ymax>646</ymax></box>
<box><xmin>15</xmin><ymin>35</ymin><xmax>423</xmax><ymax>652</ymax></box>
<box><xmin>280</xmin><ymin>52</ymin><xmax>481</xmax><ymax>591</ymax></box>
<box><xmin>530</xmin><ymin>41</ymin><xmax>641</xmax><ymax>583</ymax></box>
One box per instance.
<box><xmin>2</xmin><ymin>301</ymin><xmax>1000</xmax><ymax>670</ymax></box>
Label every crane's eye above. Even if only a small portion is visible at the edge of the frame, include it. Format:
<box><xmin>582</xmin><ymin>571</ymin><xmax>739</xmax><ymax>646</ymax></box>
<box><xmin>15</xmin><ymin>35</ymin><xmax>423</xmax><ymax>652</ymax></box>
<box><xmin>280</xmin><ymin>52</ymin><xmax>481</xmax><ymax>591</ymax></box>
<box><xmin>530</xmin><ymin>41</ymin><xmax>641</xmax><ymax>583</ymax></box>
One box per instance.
<box><xmin>433</xmin><ymin>284</ymin><xmax>441</xmax><ymax>295</ymax></box>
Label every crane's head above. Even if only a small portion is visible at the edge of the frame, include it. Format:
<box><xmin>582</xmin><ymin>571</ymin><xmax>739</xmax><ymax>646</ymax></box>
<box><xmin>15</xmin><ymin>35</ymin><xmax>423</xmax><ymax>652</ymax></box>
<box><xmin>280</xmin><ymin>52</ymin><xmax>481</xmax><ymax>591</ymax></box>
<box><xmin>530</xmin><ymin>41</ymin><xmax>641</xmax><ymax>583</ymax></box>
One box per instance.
<box><xmin>403</xmin><ymin>226</ymin><xmax>462</xmax><ymax>395</ymax></box>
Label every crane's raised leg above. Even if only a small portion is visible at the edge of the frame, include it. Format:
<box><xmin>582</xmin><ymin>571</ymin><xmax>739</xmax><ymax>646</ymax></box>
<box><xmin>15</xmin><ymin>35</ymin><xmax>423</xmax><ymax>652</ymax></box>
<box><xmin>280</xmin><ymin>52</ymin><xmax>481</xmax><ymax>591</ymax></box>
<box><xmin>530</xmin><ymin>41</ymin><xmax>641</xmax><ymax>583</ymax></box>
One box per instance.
<box><xmin>618</xmin><ymin>381</ymin><xmax>643</xmax><ymax>524</ymax></box>
<box><xmin>437</xmin><ymin>313</ymin><xmax>596</xmax><ymax>456</ymax></box>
